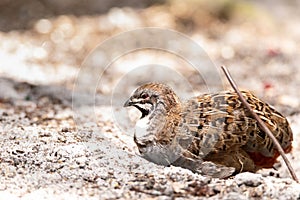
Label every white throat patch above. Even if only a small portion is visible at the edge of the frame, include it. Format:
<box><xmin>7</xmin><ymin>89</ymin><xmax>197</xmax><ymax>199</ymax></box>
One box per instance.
<box><xmin>135</xmin><ymin>115</ymin><xmax>153</xmax><ymax>142</ymax></box>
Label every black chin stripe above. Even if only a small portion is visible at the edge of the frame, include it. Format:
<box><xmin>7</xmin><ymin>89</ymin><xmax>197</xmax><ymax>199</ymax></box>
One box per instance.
<box><xmin>133</xmin><ymin>105</ymin><xmax>149</xmax><ymax>118</ymax></box>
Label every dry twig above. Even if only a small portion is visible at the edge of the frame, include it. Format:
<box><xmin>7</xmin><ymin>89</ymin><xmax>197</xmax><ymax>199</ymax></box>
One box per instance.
<box><xmin>221</xmin><ymin>65</ymin><xmax>298</xmax><ymax>183</ymax></box>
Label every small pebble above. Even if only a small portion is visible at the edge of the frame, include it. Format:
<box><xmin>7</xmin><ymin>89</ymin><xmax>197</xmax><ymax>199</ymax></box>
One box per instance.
<box><xmin>234</xmin><ymin>172</ymin><xmax>263</xmax><ymax>187</ymax></box>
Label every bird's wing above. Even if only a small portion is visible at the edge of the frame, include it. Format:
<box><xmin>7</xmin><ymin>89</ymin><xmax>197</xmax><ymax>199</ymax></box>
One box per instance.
<box><xmin>180</xmin><ymin>91</ymin><xmax>293</xmax><ymax>158</ymax></box>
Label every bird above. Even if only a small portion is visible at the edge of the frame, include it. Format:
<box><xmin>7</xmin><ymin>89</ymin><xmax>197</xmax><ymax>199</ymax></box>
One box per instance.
<box><xmin>124</xmin><ymin>82</ymin><xmax>293</xmax><ymax>178</ymax></box>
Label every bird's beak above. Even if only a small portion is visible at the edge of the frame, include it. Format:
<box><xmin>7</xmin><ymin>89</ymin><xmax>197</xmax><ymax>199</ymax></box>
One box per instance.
<box><xmin>123</xmin><ymin>98</ymin><xmax>133</xmax><ymax>107</ymax></box>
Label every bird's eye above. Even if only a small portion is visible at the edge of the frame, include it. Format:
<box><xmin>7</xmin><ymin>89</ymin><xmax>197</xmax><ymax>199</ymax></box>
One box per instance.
<box><xmin>141</xmin><ymin>93</ymin><xmax>149</xmax><ymax>99</ymax></box>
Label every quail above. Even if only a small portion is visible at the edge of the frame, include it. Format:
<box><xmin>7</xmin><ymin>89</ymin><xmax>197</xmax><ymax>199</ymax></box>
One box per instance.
<box><xmin>124</xmin><ymin>82</ymin><xmax>293</xmax><ymax>178</ymax></box>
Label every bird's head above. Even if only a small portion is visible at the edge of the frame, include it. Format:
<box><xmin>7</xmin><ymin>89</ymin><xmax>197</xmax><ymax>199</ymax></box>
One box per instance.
<box><xmin>124</xmin><ymin>82</ymin><xmax>181</xmax><ymax>118</ymax></box>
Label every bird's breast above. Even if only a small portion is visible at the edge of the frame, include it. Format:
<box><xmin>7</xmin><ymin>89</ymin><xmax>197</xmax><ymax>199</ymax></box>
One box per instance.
<box><xmin>134</xmin><ymin>115</ymin><xmax>154</xmax><ymax>143</ymax></box>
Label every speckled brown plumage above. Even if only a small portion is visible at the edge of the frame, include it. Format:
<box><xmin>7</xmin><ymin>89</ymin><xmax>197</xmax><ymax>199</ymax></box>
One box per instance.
<box><xmin>124</xmin><ymin>83</ymin><xmax>293</xmax><ymax>178</ymax></box>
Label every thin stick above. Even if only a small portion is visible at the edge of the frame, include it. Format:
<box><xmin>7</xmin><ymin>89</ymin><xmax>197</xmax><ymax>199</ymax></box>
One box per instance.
<box><xmin>221</xmin><ymin>66</ymin><xmax>298</xmax><ymax>183</ymax></box>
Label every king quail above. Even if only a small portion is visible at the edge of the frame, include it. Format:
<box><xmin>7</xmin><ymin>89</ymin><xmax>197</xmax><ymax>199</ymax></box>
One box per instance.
<box><xmin>124</xmin><ymin>82</ymin><xmax>293</xmax><ymax>178</ymax></box>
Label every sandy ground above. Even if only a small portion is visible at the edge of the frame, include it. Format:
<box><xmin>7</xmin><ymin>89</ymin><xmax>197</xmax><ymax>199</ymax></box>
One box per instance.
<box><xmin>1</xmin><ymin>0</ymin><xmax>300</xmax><ymax>199</ymax></box>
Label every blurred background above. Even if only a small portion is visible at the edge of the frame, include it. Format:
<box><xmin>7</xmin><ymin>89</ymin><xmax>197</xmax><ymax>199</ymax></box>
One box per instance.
<box><xmin>0</xmin><ymin>0</ymin><xmax>300</xmax><ymax>112</ymax></box>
